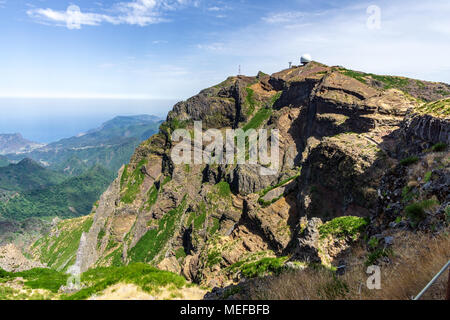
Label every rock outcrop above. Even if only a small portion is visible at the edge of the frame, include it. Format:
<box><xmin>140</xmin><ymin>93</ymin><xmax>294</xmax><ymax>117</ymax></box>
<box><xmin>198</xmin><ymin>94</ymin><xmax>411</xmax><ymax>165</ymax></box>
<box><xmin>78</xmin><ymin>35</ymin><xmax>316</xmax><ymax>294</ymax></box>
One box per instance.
<box><xmin>32</xmin><ymin>62</ymin><xmax>449</xmax><ymax>288</ymax></box>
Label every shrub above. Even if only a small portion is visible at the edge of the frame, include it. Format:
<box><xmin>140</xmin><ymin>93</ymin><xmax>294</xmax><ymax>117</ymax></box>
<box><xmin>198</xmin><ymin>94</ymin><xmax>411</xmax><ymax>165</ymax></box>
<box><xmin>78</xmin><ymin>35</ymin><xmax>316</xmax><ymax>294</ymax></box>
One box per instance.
<box><xmin>424</xmin><ymin>171</ymin><xmax>432</xmax><ymax>183</ymax></box>
<box><xmin>400</xmin><ymin>156</ymin><xmax>419</xmax><ymax>166</ymax></box>
<box><xmin>431</xmin><ymin>142</ymin><xmax>447</xmax><ymax>152</ymax></box>
<box><xmin>319</xmin><ymin>216</ymin><xmax>369</xmax><ymax>240</ymax></box>
<box><xmin>366</xmin><ymin>248</ymin><xmax>393</xmax><ymax>266</ymax></box>
<box><xmin>65</xmin><ymin>263</ymin><xmax>186</xmax><ymax>300</ymax></box>
<box><xmin>239</xmin><ymin>257</ymin><xmax>288</xmax><ymax>279</ymax></box>
<box><xmin>405</xmin><ymin>199</ymin><xmax>439</xmax><ymax>223</ymax></box>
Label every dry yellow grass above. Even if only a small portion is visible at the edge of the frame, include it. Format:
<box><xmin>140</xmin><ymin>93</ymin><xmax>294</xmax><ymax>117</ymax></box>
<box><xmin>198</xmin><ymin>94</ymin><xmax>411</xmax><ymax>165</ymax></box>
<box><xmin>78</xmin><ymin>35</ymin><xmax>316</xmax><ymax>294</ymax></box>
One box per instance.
<box><xmin>246</xmin><ymin>231</ymin><xmax>449</xmax><ymax>300</ymax></box>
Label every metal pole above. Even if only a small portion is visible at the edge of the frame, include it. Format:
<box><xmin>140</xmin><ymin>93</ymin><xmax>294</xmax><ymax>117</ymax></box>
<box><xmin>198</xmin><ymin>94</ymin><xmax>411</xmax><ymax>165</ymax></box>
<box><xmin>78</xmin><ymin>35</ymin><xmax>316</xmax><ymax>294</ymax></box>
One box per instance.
<box><xmin>414</xmin><ymin>260</ymin><xmax>450</xmax><ymax>300</ymax></box>
<box><xmin>446</xmin><ymin>268</ymin><xmax>450</xmax><ymax>300</ymax></box>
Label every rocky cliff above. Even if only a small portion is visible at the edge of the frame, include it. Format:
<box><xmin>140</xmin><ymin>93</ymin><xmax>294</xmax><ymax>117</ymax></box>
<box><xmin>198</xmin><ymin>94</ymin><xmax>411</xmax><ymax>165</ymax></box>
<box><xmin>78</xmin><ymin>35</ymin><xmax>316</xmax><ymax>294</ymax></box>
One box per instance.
<box><xmin>33</xmin><ymin>62</ymin><xmax>449</xmax><ymax>289</ymax></box>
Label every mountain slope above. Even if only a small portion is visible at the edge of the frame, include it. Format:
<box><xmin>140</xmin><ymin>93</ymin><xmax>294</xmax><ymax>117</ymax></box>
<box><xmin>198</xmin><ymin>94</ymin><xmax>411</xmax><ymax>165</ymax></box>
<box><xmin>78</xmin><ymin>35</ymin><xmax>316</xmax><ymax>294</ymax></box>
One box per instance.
<box><xmin>5</xmin><ymin>115</ymin><xmax>162</xmax><ymax>176</ymax></box>
<box><xmin>30</xmin><ymin>62</ymin><xmax>449</xmax><ymax>297</ymax></box>
<box><xmin>0</xmin><ymin>133</ymin><xmax>44</xmax><ymax>155</ymax></box>
<box><xmin>0</xmin><ymin>158</ymin><xmax>66</xmax><ymax>192</ymax></box>
<box><xmin>0</xmin><ymin>165</ymin><xmax>114</xmax><ymax>220</ymax></box>
<box><xmin>0</xmin><ymin>156</ymin><xmax>9</xmax><ymax>168</ymax></box>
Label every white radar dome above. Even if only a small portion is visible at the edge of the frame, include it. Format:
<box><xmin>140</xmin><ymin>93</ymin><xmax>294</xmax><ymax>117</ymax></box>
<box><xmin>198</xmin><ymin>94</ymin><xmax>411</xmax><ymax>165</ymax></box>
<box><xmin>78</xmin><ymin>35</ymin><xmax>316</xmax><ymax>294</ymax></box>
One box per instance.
<box><xmin>300</xmin><ymin>54</ymin><xmax>312</xmax><ymax>64</ymax></box>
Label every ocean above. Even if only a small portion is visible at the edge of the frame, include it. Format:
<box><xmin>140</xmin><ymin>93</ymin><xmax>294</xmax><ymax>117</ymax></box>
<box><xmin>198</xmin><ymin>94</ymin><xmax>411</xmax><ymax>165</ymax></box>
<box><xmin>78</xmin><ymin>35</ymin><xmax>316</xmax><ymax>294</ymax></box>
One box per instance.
<box><xmin>0</xmin><ymin>98</ymin><xmax>178</xmax><ymax>143</ymax></box>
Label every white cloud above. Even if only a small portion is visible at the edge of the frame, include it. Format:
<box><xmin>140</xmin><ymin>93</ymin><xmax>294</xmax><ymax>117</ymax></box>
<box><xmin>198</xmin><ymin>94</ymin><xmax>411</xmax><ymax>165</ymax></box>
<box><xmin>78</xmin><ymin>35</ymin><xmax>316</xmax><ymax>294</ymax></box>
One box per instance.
<box><xmin>262</xmin><ymin>11</ymin><xmax>305</xmax><ymax>24</ymax></box>
<box><xmin>196</xmin><ymin>0</ymin><xmax>450</xmax><ymax>84</ymax></box>
<box><xmin>27</xmin><ymin>0</ymin><xmax>195</xmax><ymax>29</ymax></box>
<box><xmin>0</xmin><ymin>0</ymin><xmax>6</xmax><ymax>9</ymax></box>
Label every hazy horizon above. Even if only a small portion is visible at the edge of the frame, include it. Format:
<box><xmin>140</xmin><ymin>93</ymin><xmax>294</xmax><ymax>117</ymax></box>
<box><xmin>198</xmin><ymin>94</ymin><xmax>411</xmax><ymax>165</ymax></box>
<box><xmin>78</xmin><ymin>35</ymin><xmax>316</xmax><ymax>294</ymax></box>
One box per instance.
<box><xmin>0</xmin><ymin>98</ymin><xmax>176</xmax><ymax>143</ymax></box>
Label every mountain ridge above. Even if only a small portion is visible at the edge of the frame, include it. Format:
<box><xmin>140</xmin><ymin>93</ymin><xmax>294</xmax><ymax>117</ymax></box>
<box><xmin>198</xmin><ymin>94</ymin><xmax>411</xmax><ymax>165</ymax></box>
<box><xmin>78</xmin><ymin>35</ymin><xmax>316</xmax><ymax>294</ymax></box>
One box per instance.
<box><xmin>0</xmin><ymin>133</ymin><xmax>44</xmax><ymax>155</ymax></box>
<box><xmin>17</xmin><ymin>62</ymin><xmax>450</xmax><ymax>299</ymax></box>
<box><xmin>4</xmin><ymin>114</ymin><xmax>163</xmax><ymax>176</ymax></box>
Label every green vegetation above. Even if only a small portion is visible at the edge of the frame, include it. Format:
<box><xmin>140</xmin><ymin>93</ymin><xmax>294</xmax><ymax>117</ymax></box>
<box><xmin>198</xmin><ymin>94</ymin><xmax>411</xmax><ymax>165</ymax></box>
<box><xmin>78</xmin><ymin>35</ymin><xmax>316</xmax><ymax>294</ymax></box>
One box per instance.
<box><xmin>415</xmin><ymin>99</ymin><xmax>450</xmax><ymax>117</ymax></box>
<box><xmin>368</xmin><ymin>237</ymin><xmax>379</xmax><ymax>249</ymax></box>
<box><xmin>270</xmin><ymin>91</ymin><xmax>282</xmax><ymax>106</ymax></box>
<box><xmin>405</xmin><ymin>199</ymin><xmax>439</xmax><ymax>224</ymax></box>
<box><xmin>399</xmin><ymin>156</ymin><xmax>419</xmax><ymax>166</ymax></box>
<box><xmin>97</xmin><ymin>228</ymin><xmax>106</xmax><ymax>248</ymax></box>
<box><xmin>0</xmin><ymin>165</ymin><xmax>113</xmax><ymax>220</ymax></box>
<box><xmin>242</xmin><ymin>107</ymin><xmax>272</xmax><ymax>131</ymax></box>
<box><xmin>0</xmin><ymin>155</ymin><xmax>9</xmax><ymax>167</ymax></box>
<box><xmin>230</xmin><ymin>257</ymin><xmax>288</xmax><ymax>279</ymax></box>
<box><xmin>401</xmin><ymin>186</ymin><xmax>415</xmax><ymax>203</ymax></box>
<box><xmin>319</xmin><ymin>216</ymin><xmax>369</xmax><ymax>241</ymax></box>
<box><xmin>207</xmin><ymin>248</ymin><xmax>222</xmax><ymax>267</ymax></box>
<box><xmin>216</xmin><ymin>181</ymin><xmax>231</xmax><ymax>198</ymax></box>
<box><xmin>366</xmin><ymin>248</ymin><xmax>394</xmax><ymax>266</ymax></box>
<box><xmin>208</xmin><ymin>217</ymin><xmax>220</xmax><ymax>235</ymax></box>
<box><xmin>0</xmin><ymin>268</ymin><xmax>69</xmax><ymax>293</ymax></box>
<box><xmin>258</xmin><ymin>170</ymin><xmax>301</xmax><ymax>206</ymax></box>
<box><xmin>5</xmin><ymin>115</ymin><xmax>161</xmax><ymax>176</ymax></box>
<box><xmin>64</xmin><ymin>263</ymin><xmax>186</xmax><ymax>300</ymax></box>
<box><xmin>340</xmin><ymin>69</ymin><xmax>410</xmax><ymax>90</ymax></box>
<box><xmin>318</xmin><ymin>274</ymin><xmax>349</xmax><ymax>299</ymax></box>
<box><xmin>121</xmin><ymin>159</ymin><xmax>148</xmax><ymax>204</ymax></box>
<box><xmin>31</xmin><ymin>215</ymin><xmax>93</xmax><ymax>271</ymax></box>
<box><xmin>432</xmin><ymin>142</ymin><xmax>447</xmax><ymax>152</ymax></box>
<box><xmin>424</xmin><ymin>171</ymin><xmax>432</xmax><ymax>183</ymax></box>
<box><xmin>175</xmin><ymin>247</ymin><xmax>187</xmax><ymax>260</ymax></box>
<box><xmin>0</xmin><ymin>158</ymin><xmax>65</xmax><ymax>192</ymax></box>
<box><xmin>244</xmin><ymin>87</ymin><xmax>257</xmax><ymax>116</ymax></box>
<box><xmin>128</xmin><ymin>196</ymin><xmax>187</xmax><ymax>263</ymax></box>
<box><xmin>222</xmin><ymin>286</ymin><xmax>241</xmax><ymax>299</ymax></box>
<box><xmin>193</xmin><ymin>202</ymin><xmax>207</xmax><ymax>230</ymax></box>
<box><xmin>146</xmin><ymin>184</ymin><xmax>159</xmax><ymax>209</ymax></box>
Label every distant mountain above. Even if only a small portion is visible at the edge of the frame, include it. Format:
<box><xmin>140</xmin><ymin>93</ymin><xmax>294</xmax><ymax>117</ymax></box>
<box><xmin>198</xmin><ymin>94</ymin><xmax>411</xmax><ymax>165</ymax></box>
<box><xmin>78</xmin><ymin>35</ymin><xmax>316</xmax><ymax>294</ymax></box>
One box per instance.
<box><xmin>0</xmin><ymin>158</ymin><xmax>66</xmax><ymax>192</ymax></box>
<box><xmin>0</xmin><ymin>165</ymin><xmax>114</xmax><ymax>220</ymax></box>
<box><xmin>5</xmin><ymin>115</ymin><xmax>163</xmax><ymax>176</ymax></box>
<box><xmin>0</xmin><ymin>133</ymin><xmax>44</xmax><ymax>155</ymax></box>
<box><xmin>0</xmin><ymin>156</ymin><xmax>9</xmax><ymax>167</ymax></box>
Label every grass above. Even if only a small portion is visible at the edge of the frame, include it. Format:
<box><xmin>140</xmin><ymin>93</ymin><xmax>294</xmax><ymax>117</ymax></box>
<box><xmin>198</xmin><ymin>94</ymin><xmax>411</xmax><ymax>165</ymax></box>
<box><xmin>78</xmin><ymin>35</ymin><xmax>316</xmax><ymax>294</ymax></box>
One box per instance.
<box><xmin>258</xmin><ymin>171</ymin><xmax>301</xmax><ymax>206</ymax></box>
<box><xmin>365</xmin><ymin>248</ymin><xmax>393</xmax><ymax>266</ymax></box>
<box><xmin>405</xmin><ymin>199</ymin><xmax>439</xmax><ymax>224</ymax></box>
<box><xmin>64</xmin><ymin>263</ymin><xmax>186</xmax><ymax>300</ymax></box>
<box><xmin>243</xmin><ymin>232</ymin><xmax>450</xmax><ymax>300</ymax></box>
<box><xmin>415</xmin><ymin>99</ymin><xmax>450</xmax><ymax>117</ymax></box>
<box><xmin>400</xmin><ymin>156</ymin><xmax>419</xmax><ymax>166</ymax></box>
<box><xmin>31</xmin><ymin>215</ymin><xmax>93</xmax><ymax>272</ymax></box>
<box><xmin>270</xmin><ymin>91</ymin><xmax>282</xmax><ymax>106</ymax></box>
<box><xmin>0</xmin><ymin>268</ymin><xmax>69</xmax><ymax>293</ymax></box>
<box><xmin>424</xmin><ymin>171</ymin><xmax>432</xmax><ymax>183</ymax></box>
<box><xmin>319</xmin><ymin>216</ymin><xmax>369</xmax><ymax>241</ymax></box>
<box><xmin>175</xmin><ymin>247</ymin><xmax>187</xmax><ymax>260</ymax></box>
<box><xmin>121</xmin><ymin>159</ymin><xmax>148</xmax><ymax>204</ymax></box>
<box><xmin>340</xmin><ymin>68</ymin><xmax>410</xmax><ymax>89</ymax></box>
<box><xmin>208</xmin><ymin>217</ymin><xmax>220</xmax><ymax>235</ymax></box>
<box><xmin>146</xmin><ymin>184</ymin><xmax>158</xmax><ymax>209</ymax></box>
<box><xmin>128</xmin><ymin>195</ymin><xmax>187</xmax><ymax>263</ymax></box>
<box><xmin>242</xmin><ymin>107</ymin><xmax>272</xmax><ymax>131</ymax></box>
<box><xmin>193</xmin><ymin>202</ymin><xmax>207</xmax><ymax>230</ymax></box>
<box><xmin>216</xmin><ymin>181</ymin><xmax>231</xmax><ymax>198</ymax></box>
<box><xmin>229</xmin><ymin>256</ymin><xmax>288</xmax><ymax>279</ymax></box>
<box><xmin>431</xmin><ymin>142</ymin><xmax>447</xmax><ymax>152</ymax></box>
<box><xmin>244</xmin><ymin>87</ymin><xmax>256</xmax><ymax>116</ymax></box>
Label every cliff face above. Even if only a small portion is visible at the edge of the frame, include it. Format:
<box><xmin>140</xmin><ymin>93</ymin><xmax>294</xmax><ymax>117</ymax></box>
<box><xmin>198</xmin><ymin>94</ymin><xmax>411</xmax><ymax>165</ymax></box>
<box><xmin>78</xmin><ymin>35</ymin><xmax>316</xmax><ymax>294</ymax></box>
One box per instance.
<box><xmin>56</xmin><ymin>62</ymin><xmax>448</xmax><ymax>287</ymax></box>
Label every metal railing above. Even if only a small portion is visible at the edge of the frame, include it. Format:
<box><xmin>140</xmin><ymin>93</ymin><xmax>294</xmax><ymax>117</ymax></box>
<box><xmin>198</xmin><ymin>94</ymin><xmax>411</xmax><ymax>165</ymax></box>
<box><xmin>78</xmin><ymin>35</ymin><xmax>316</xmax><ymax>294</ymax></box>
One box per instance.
<box><xmin>413</xmin><ymin>260</ymin><xmax>450</xmax><ymax>300</ymax></box>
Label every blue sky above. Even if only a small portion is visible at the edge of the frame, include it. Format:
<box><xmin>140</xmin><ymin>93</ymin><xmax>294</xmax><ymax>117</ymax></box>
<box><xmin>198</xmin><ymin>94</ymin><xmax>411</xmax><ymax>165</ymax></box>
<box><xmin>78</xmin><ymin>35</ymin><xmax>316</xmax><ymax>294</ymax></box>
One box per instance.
<box><xmin>0</xmin><ymin>0</ymin><xmax>449</xmax><ymax>103</ymax></box>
